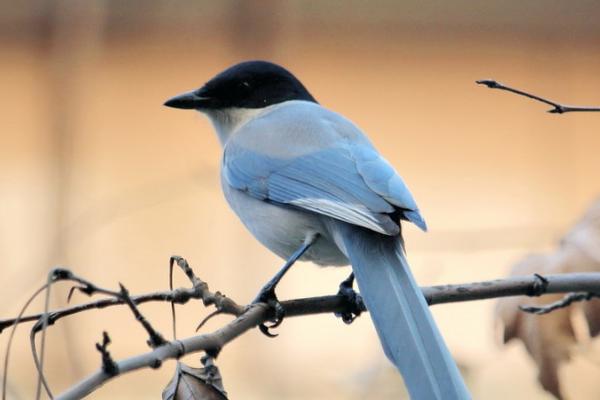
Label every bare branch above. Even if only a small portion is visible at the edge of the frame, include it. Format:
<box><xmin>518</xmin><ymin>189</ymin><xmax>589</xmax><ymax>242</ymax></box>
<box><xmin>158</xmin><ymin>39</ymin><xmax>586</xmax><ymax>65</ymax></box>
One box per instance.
<box><xmin>0</xmin><ymin>288</ymin><xmax>200</xmax><ymax>333</ymax></box>
<box><xmin>48</xmin><ymin>272</ymin><xmax>600</xmax><ymax>399</ymax></box>
<box><xmin>5</xmin><ymin>272</ymin><xmax>600</xmax><ymax>333</ymax></box>
<box><xmin>5</xmin><ymin>267</ymin><xmax>600</xmax><ymax>399</ymax></box>
<box><xmin>476</xmin><ymin>79</ymin><xmax>600</xmax><ymax>113</ymax></box>
<box><xmin>56</xmin><ymin>304</ymin><xmax>269</xmax><ymax>399</ymax></box>
<box><xmin>1</xmin><ymin>258</ymin><xmax>245</xmax><ymax>334</ymax></box>
<box><xmin>118</xmin><ymin>283</ymin><xmax>167</xmax><ymax>348</ymax></box>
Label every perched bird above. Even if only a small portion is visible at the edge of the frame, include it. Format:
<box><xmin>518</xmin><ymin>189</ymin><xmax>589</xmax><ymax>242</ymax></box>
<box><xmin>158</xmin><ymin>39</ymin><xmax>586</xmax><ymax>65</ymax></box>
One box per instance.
<box><xmin>165</xmin><ymin>61</ymin><xmax>470</xmax><ymax>399</ymax></box>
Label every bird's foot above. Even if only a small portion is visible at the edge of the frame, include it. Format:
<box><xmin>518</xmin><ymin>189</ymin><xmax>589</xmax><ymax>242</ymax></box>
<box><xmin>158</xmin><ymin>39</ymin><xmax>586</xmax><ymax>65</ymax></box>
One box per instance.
<box><xmin>253</xmin><ymin>286</ymin><xmax>285</xmax><ymax>338</ymax></box>
<box><xmin>335</xmin><ymin>273</ymin><xmax>365</xmax><ymax>324</ymax></box>
<box><xmin>250</xmin><ymin>236</ymin><xmax>319</xmax><ymax>337</ymax></box>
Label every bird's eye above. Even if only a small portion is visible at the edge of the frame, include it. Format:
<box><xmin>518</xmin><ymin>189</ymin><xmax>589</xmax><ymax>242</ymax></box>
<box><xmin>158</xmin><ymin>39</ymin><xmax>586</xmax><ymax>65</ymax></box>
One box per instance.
<box><xmin>241</xmin><ymin>81</ymin><xmax>251</xmax><ymax>88</ymax></box>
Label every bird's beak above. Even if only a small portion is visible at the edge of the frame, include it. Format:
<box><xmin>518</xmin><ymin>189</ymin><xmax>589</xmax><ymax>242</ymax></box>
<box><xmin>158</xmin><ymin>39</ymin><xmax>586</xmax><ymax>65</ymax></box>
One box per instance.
<box><xmin>163</xmin><ymin>90</ymin><xmax>212</xmax><ymax>110</ymax></box>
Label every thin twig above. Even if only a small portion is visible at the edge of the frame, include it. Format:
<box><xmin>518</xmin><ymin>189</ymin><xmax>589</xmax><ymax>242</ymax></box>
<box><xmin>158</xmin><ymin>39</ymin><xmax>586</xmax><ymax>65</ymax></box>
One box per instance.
<box><xmin>61</xmin><ymin>272</ymin><xmax>168</xmax><ymax>350</ymax></box>
<box><xmin>6</xmin><ymin>272</ymin><xmax>600</xmax><ymax>334</ymax></box>
<box><xmin>169</xmin><ymin>256</ymin><xmax>177</xmax><ymax>340</ymax></box>
<box><xmin>2</xmin><ymin>284</ymin><xmax>49</xmax><ymax>400</ymax></box>
<box><xmin>0</xmin><ymin>260</ymin><xmax>243</xmax><ymax>334</ymax></box>
<box><xmin>34</xmin><ymin>270</ymin><xmax>58</xmax><ymax>400</ymax></box>
<box><xmin>56</xmin><ymin>303</ymin><xmax>269</xmax><ymax>400</ymax></box>
<box><xmin>29</xmin><ymin>268</ymin><xmax>122</xmax><ymax>400</ymax></box>
<box><xmin>0</xmin><ymin>287</ymin><xmax>201</xmax><ymax>333</ymax></box>
<box><xmin>476</xmin><ymin>79</ymin><xmax>600</xmax><ymax>113</ymax></box>
<box><xmin>24</xmin><ymin>269</ymin><xmax>167</xmax><ymax>400</ymax></box>
<box><xmin>118</xmin><ymin>284</ymin><xmax>166</xmax><ymax>348</ymax></box>
<box><xmin>30</xmin><ymin>324</ymin><xmax>53</xmax><ymax>399</ymax></box>
<box><xmin>520</xmin><ymin>292</ymin><xmax>600</xmax><ymax>315</ymax></box>
<box><xmin>95</xmin><ymin>332</ymin><xmax>118</xmax><ymax>376</ymax></box>
<box><xmin>196</xmin><ymin>310</ymin><xmax>223</xmax><ymax>332</ymax></box>
<box><xmin>170</xmin><ymin>256</ymin><xmax>243</xmax><ymax>316</ymax></box>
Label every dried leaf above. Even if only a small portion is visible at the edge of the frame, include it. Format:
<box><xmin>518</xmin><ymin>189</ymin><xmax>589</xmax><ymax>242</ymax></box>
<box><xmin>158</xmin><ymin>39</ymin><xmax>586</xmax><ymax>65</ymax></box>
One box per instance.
<box><xmin>560</xmin><ymin>199</ymin><xmax>600</xmax><ymax>337</ymax></box>
<box><xmin>495</xmin><ymin>255</ymin><xmax>576</xmax><ymax>399</ymax></box>
<box><xmin>495</xmin><ymin>198</ymin><xmax>600</xmax><ymax>399</ymax></box>
<box><xmin>163</xmin><ymin>361</ymin><xmax>228</xmax><ymax>400</ymax></box>
<box><xmin>582</xmin><ymin>299</ymin><xmax>600</xmax><ymax>338</ymax></box>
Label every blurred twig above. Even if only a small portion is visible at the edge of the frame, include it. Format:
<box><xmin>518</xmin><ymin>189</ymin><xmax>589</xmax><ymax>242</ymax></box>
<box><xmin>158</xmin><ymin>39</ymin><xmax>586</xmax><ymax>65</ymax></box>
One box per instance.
<box><xmin>477</xmin><ymin>79</ymin><xmax>600</xmax><ymax>113</ymax></box>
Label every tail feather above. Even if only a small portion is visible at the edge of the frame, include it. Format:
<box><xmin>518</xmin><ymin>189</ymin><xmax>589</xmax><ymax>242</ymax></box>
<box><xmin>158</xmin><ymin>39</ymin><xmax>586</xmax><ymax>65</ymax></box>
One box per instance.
<box><xmin>337</xmin><ymin>226</ymin><xmax>470</xmax><ymax>399</ymax></box>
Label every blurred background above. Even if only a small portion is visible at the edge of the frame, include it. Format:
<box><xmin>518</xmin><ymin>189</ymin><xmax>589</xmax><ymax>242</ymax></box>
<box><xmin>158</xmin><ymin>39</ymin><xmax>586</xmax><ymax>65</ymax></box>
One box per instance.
<box><xmin>2</xmin><ymin>1</ymin><xmax>600</xmax><ymax>399</ymax></box>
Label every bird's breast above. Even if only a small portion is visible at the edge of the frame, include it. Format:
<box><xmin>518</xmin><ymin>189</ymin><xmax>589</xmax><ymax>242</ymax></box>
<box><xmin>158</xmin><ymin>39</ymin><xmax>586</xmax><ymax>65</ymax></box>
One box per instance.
<box><xmin>220</xmin><ymin>172</ymin><xmax>348</xmax><ymax>267</ymax></box>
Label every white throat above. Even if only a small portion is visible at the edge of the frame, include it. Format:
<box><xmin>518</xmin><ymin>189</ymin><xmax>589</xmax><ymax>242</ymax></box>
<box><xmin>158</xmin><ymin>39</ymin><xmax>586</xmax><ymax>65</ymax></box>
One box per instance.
<box><xmin>202</xmin><ymin>108</ymin><xmax>265</xmax><ymax>147</ymax></box>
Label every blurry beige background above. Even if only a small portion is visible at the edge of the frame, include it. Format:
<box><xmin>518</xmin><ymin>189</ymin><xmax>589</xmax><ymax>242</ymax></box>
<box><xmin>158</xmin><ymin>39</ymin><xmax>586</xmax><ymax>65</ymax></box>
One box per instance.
<box><xmin>2</xmin><ymin>1</ymin><xmax>600</xmax><ymax>399</ymax></box>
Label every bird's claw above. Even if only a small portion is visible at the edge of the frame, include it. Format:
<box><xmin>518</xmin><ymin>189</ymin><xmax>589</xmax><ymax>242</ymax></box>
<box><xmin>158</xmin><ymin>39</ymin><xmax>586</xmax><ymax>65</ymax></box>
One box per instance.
<box><xmin>254</xmin><ymin>288</ymin><xmax>285</xmax><ymax>338</ymax></box>
<box><xmin>335</xmin><ymin>274</ymin><xmax>365</xmax><ymax>324</ymax></box>
<box><xmin>259</xmin><ymin>322</ymin><xmax>279</xmax><ymax>338</ymax></box>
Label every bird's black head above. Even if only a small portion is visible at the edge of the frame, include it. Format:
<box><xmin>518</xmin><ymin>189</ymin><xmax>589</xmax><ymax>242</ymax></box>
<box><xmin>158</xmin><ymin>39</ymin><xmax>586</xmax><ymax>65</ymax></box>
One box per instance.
<box><xmin>164</xmin><ymin>61</ymin><xmax>317</xmax><ymax>110</ymax></box>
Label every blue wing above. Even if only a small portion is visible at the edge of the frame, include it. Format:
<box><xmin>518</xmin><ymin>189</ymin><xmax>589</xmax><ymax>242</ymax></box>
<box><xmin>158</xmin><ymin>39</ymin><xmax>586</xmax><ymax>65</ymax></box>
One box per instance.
<box><xmin>223</xmin><ymin>140</ymin><xmax>426</xmax><ymax>235</ymax></box>
<box><xmin>221</xmin><ymin>101</ymin><xmax>426</xmax><ymax>235</ymax></box>
<box><xmin>349</xmin><ymin>144</ymin><xmax>427</xmax><ymax>231</ymax></box>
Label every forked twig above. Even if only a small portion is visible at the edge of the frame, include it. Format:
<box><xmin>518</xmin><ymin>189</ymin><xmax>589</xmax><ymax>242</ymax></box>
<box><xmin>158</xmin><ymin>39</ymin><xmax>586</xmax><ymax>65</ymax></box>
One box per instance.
<box><xmin>477</xmin><ymin>79</ymin><xmax>600</xmax><ymax>114</ymax></box>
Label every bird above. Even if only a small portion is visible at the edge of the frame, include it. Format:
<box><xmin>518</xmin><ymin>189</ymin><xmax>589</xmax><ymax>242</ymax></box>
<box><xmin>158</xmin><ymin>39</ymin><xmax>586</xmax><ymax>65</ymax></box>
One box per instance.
<box><xmin>164</xmin><ymin>60</ymin><xmax>470</xmax><ymax>399</ymax></box>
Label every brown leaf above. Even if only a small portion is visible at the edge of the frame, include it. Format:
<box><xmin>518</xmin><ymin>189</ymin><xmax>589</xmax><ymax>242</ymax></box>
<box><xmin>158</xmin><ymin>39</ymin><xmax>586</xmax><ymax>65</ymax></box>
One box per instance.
<box><xmin>560</xmin><ymin>198</ymin><xmax>600</xmax><ymax>337</ymax></box>
<box><xmin>163</xmin><ymin>361</ymin><xmax>228</xmax><ymax>400</ymax></box>
<box><xmin>495</xmin><ymin>198</ymin><xmax>600</xmax><ymax>399</ymax></box>
<box><xmin>495</xmin><ymin>254</ymin><xmax>554</xmax><ymax>344</ymax></box>
<box><xmin>582</xmin><ymin>299</ymin><xmax>600</xmax><ymax>338</ymax></box>
<box><xmin>495</xmin><ymin>255</ymin><xmax>576</xmax><ymax>400</ymax></box>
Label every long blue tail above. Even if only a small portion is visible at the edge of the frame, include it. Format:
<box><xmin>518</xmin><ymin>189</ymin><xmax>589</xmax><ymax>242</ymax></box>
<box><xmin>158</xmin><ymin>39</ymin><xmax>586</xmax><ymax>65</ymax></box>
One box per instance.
<box><xmin>336</xmin><ymin>226</ymin><xmax>470</xmax><ymax>399</ymax></box>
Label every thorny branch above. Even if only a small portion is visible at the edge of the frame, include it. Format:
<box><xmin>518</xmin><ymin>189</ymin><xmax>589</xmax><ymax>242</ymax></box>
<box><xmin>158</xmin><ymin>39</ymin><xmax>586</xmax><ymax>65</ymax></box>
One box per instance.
<box><xmin>3</xmin><ymin>260</ymin><xmax>600</xmax><ymax>399</ymax></box>
<box><xmin>476</xmin><ymin>79</ymin><xmax>600</xmax><ymax>113</ymax></box>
